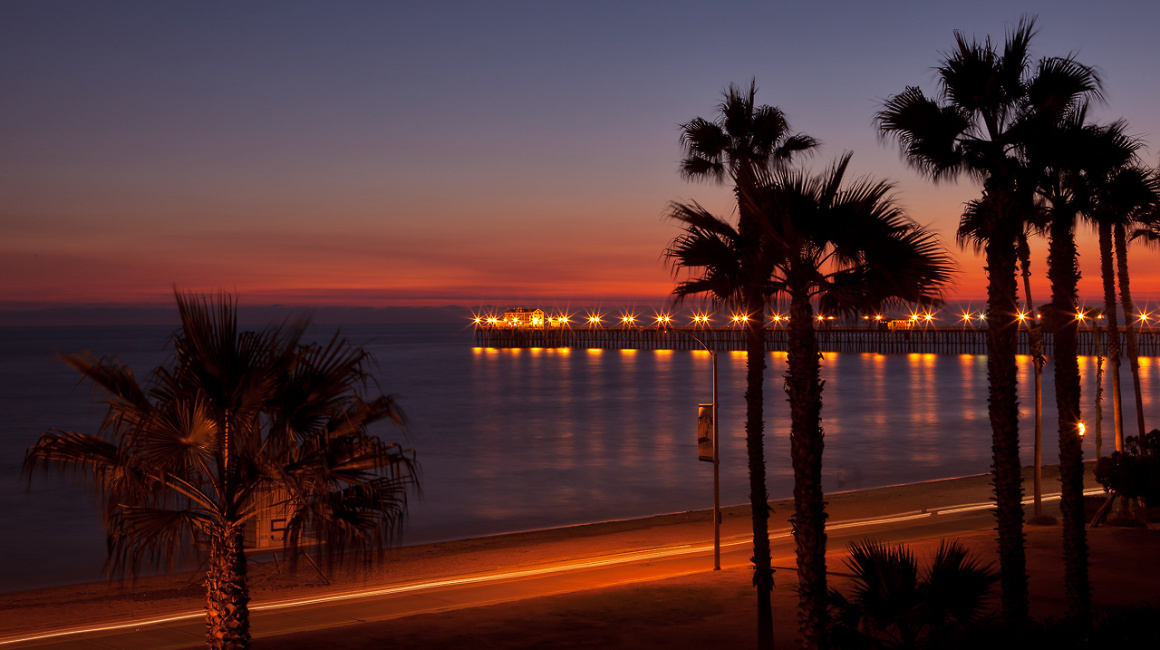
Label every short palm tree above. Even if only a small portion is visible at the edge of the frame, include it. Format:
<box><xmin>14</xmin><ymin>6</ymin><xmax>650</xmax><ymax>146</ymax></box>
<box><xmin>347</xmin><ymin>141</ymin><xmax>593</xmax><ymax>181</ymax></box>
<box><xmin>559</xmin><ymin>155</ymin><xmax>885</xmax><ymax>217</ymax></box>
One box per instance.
<box><xmin>678</xmin><ymin>80</ymin><xmax>817</xmax><ymax>649</ymax></box>
<box><xmin>876</xmin><ymin>16</ymin><xmax>1102</xmax><ymax>623</ymax></box>
<box><xmin>24</xmin><ymin>292</ymin><xmax>418</xmax><ymax>650</ymax></box>
<box><xmin>741</xmin><ymin>153</ymin><xmax>953</xmax><ymax>648</ymax></box>
<box><xmin>826</xmin><ymin>539</ymin><xmax>998</xmax><ymax>649</ymax></box>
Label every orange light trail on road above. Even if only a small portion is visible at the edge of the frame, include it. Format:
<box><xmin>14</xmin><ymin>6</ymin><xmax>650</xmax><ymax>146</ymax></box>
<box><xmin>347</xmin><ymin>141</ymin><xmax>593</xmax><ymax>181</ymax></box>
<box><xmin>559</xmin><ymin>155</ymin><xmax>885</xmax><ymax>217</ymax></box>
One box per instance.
<box><xmin>0</xmin><ymin>488</ymin><xmax>1107</xmax><ymax>647</ymax></box>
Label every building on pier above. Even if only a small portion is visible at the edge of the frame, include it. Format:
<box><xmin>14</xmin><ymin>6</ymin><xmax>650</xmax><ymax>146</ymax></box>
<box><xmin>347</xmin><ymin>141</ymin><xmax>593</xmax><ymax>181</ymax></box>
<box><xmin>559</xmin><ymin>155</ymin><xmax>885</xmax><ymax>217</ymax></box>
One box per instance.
<box><xmin>500</xmin><ymin>307</ymin><xmax>546</xmax><ymax>328</ymax></box>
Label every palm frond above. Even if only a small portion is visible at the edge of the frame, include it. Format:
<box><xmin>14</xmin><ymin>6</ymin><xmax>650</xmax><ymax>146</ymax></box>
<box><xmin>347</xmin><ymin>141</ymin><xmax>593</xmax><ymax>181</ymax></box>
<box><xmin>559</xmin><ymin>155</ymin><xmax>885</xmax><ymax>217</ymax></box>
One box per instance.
<box><xmin>877</xmin><ymin>87</ymin><xmax>969</xmax><ymax>180</ymax></box>
<box><xmin>106</xmin><ymin>506</ymin><xmax>211</xmax><ymax>576</ymax></box>
<box><xmin>24</xmin><ymin>429</ymin><xmax>120</xmax><ymax>482</ymax></box>
<box><xmin>664</xmin><ymin>201</ymin><xmax>747</xmax><ymax>305</ymax></box>
<box><xmin>923</xmin><ymin>539</ymin><xmax>998</xmax><ymax>625</ymax></box>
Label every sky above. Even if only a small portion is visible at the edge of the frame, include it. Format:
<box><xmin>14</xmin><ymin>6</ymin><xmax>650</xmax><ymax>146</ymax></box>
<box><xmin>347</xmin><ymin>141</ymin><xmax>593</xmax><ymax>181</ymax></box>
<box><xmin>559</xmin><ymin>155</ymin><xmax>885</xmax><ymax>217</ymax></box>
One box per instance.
<box><xmin>3</xmin><ymin>0</ymin><xmax>1160</xmax><ymax>319</ymax></box>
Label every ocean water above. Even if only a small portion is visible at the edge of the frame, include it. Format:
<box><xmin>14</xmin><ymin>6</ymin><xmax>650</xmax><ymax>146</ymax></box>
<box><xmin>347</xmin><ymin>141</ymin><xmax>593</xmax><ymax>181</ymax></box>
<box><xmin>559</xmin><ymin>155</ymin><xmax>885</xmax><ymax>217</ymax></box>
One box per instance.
<box><xmin>2</xmin><ymin>323</ymin><xmax>1157</xmax><ymax>593</ymax></box>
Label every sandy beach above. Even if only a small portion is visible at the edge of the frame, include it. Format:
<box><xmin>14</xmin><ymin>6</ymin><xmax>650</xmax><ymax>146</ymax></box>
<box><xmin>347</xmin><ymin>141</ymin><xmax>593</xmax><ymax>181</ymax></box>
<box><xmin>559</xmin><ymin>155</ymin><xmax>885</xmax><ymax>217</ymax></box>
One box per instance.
<box><xmin>2</xmin><ymin>465</ymin><xmax>1156</xmax><ymax>649</ymax></box>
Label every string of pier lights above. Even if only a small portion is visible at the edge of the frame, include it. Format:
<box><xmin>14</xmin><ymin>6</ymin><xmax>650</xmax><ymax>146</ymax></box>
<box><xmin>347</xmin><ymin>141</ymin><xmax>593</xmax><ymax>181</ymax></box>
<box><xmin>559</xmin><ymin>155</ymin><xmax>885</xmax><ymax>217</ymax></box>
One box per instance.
<box><xmin>472</xmin><ymin>311</ymin><xmax>930</xmax><ymax>328</ymax></box>
<box><xmin>471</xmin><ymin>306</ymin><xmax>1154</xmax><ymax>329</ymax></box>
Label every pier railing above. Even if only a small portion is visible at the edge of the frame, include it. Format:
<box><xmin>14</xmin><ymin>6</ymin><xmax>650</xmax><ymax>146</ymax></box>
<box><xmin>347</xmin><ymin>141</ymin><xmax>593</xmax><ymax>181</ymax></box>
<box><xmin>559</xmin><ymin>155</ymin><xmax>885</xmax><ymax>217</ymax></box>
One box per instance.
<box><xmin>474</xmin><ymin>326</ymin><xmax>1160</xmax><ymax>356</ymax></box>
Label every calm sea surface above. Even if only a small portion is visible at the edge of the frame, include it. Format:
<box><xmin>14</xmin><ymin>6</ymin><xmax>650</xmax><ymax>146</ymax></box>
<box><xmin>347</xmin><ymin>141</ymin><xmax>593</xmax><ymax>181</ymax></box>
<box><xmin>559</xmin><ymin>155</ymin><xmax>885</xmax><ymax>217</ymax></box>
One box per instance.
<box><xmin>2</xmin><ymin>323</ymin><xmax>1158</xmax><ymax>592</ymax></box>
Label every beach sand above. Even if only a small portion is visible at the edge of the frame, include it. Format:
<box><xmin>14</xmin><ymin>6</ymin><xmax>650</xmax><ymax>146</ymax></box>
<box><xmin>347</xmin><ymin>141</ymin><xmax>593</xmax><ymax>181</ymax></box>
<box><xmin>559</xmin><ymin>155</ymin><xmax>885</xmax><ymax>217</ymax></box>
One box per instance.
<box><xmin>2</xmin><ymin>466</ymin><xmax>1156</xmax><ymax>648</ymax></box>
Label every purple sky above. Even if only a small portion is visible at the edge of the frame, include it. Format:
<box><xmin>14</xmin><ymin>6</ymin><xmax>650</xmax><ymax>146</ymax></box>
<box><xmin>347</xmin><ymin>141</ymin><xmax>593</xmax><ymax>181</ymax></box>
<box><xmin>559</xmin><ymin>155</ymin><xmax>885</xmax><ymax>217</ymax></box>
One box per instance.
<box><xmin>3</xmin><ymin>1</ymin><xmax>1159</xmax><ymax>316</ymax></box>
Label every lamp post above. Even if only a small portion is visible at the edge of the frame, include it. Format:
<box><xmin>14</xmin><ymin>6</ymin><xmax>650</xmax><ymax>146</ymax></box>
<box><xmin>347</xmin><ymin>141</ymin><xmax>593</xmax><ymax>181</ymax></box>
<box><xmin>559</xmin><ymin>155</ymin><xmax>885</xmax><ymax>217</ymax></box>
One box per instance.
<box><xmin>681</xmin><ymin>327</ymin><xmax>720</xmax><ymax>570</ymax></box>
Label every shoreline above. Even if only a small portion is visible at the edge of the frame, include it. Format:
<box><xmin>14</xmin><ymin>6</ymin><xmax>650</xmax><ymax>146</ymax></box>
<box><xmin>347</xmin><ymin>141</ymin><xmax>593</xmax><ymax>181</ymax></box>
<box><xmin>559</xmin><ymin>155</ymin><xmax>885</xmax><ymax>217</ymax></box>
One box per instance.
<box><xmin>0</xmin><ymin>464</ymin><xmax>1107</xmax><ymax>643</ymax></box>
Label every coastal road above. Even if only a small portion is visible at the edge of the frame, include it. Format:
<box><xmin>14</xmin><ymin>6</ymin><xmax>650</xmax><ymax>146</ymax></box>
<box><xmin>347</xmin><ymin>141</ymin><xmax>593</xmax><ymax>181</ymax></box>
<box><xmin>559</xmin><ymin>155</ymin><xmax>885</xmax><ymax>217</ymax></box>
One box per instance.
<box><xmin>0</xmin><ymin>488</ymin><xmax>1099</xmax><ymax>650</ymax></box>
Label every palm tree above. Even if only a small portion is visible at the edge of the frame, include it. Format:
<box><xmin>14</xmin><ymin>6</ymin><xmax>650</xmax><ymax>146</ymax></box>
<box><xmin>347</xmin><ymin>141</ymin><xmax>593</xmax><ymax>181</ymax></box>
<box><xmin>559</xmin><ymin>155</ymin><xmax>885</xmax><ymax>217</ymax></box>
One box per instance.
<box><xmin>876</xmin><ymin>16</ymin><xmax>1101</xmax><ymax>623</ymax></box>
<box><xmin>738</xmin><ymin>153</ymin><xmax>953</xmax><ymax>648</ymax></box>
<box><xmin>1026</xmin><ymin>104</ymin><xmax>1113</xmax><ymax>623</ymax></box>
<box><xmin>1074</xmin><ymin>124</ymin><xmax>1149</xmax><ymax>457</ymax></box>
<box><xmin>1096</xmin><ymin>165</ymin><xmax>1160</xmax><ymax>441</ymax></box>
<box><xmin>826</xmin><ymin>539</ymin><xmax>998</xmax><ymax>649</ymax></box>
<box><xmin>24</xmin><ymin>292</ymin><xmax>418</xmax><ymax>649</ymax></box>
<box><xmin>677</xmin><ymin>80</ymin><xmax>817</xmax><ymax>649</ymax></box>
<box><xmin>966</xmin><ymin>201</ymin><xmax>1050</xmax><ymax>517</ymax></box>
<box><xmin>1018</xmin><ymin>233</ymin><xmax>1051</xmax><ymax>519</ymax></box>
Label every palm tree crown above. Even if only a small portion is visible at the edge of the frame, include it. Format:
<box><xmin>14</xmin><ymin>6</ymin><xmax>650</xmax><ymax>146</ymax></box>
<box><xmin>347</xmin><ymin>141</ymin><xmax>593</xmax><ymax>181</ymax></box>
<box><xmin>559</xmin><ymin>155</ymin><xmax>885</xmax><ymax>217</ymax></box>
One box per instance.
<box><xmin>680</xmin><ymin>79</ymin><xmax>818</xmax><ymax>188</ymax></box>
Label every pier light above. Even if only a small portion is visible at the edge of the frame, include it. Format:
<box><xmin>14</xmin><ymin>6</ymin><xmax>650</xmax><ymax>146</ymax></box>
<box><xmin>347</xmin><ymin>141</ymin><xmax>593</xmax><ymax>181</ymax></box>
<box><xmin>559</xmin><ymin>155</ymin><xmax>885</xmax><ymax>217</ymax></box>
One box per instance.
<box><xmin>909</xmin><ymin>313</ymin><xmax>919</xmax><ymax>322</ymax></box>
<box><xmin>923</xmin><ymin>313</ymin><xmax>933</xmax><ymax>322</ymax></box>
<box><xmin>875</xmin><ymin>314</ymin><xmax>883</xmax><ymax>321</ymax></box>
<box><xmin>961</xmin><ymin>312</ymin><xmax>972</xmax><ymax>322</ymax></box>
<box><xmin>1077</xmin><ymin>421</ymin><xmax>1086</xmax><ymax>438</ymax></box>
<box><xmin>622</xmin><ymin>314</ymin><xmax>637</xmax><ymax>325</ymax></box>
<box><xmin>1017</xmin><ymin>311</ymin><xmax>1027</xmax><ymax>322</ymax></box>
<box><xmin>486</xmin><ymin>317</ymin><xmax>498</xmax><ymax>324</ymax></box>
<box><xmin>692</xmin><ymin>314</ymin><xmax>711</xmax><ymax>326</ymax></box>
<box><xmin>1139</xmin><ymin>312</ymin><xmax>1150</xmax><ymax>324</ymax></box>
<box><xmin>816</xmin><ymin>315</ymin><xmax>825</xmax><ymax>322</ymax></box>
<box><xmin>1075</xmin><ymin>310</ymin><xmax>1087</xmax><ymax>322</ymax></box>
<box><xmin>731</xmin><ymin>314</ymin><xmax>750</xmax><ymax>325</ymax></box>
<box><xmin>472</xmin><ymin>317</ymin><xmax>482</xmax><ymax>324</ymax></box>
<box><xmin>587</xmin><ymin>314</ymin><xmax>603</xmax><ymax>326</ymax></box>
<box><xmin>655</xmin><ymin>314</ymin><xmax>673</xmax><ymax>326</ymax></box>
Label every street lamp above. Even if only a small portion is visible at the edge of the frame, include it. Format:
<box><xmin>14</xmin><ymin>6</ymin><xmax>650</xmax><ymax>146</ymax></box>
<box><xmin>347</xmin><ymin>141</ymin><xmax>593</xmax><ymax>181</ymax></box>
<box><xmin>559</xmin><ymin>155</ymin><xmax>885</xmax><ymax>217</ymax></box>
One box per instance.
<box><xmin>680</xmin><ymin>329</ymin><xmax>720</xmax><ymax>571</ymax></box>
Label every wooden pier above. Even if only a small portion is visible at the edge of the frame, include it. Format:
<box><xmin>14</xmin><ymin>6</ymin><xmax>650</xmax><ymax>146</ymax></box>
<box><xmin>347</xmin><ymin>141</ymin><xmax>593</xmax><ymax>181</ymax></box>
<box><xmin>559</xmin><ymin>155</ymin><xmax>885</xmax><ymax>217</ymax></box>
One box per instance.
<box><xmin>474</xmin><ymin>326</ymin><xmax>1160</xmax><ymax>356</ymax></box>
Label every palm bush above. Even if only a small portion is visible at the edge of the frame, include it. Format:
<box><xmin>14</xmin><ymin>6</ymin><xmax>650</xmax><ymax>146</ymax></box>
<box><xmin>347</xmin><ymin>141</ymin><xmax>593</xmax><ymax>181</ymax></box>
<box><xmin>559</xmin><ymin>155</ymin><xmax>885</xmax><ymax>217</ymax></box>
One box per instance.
<box><xmin>24</xmin><ymin>292</ymin><xmax>418</xmax><ymax>649</ymax></box>
<box><xmin>826</xmin><ymin>539</ymin><xmax>998</xmax><ymax>649</ymax></box>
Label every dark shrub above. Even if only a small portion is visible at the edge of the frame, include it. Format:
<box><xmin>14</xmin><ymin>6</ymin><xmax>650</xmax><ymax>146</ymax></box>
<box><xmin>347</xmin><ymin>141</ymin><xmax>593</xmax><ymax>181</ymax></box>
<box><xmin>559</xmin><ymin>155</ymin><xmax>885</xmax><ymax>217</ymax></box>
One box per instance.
<box><xmin>1094</xmin><ymin>429</ymin><xmax>1160</xmax><ymax>506</ymax></box>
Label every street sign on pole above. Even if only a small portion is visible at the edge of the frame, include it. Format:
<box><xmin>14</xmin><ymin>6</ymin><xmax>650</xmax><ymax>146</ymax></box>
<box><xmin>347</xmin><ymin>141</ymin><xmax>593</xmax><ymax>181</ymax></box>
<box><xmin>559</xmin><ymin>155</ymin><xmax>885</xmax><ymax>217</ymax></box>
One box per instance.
<box><xmin>697</xmin><ymin>403</ymin><xmax>714</xmax><ymax>462</ymax></box>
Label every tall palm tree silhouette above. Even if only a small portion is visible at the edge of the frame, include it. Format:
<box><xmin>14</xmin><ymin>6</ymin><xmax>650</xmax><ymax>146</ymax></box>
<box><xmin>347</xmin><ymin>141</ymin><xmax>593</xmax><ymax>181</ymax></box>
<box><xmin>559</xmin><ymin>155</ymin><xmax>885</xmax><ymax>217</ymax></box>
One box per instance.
<box><xmin>1091</xmin><ymin>160</ymin><xmax>1160</xmax><ymax>444</ymax></box>
<box><xmin>876</xmin><ymin>16</ymin><xmax>1101</xmax><ymax>623</ymax></box>
<box><xmin>677</xmin><ymin>80</ymin><xmax>817</xmax><ymax>648</ymax></box>
<box><xmin>1026</xmin><ymin>103</ymin><xmax>1108</xmax><ymax>622</ymax></box>
<box><xmin>25</xmin><ymin>292</ymin><xmax>417</xmax><ymax>649</ymax></box>
<box><xmin>745</xmin><ymin>153</ymin><xmax>953</xmax><ymax>647</ymax></box>
<box><xmin>669</xmin><ymin>154</ymin><xmax>953</xmax><ymax>649</ymax></box>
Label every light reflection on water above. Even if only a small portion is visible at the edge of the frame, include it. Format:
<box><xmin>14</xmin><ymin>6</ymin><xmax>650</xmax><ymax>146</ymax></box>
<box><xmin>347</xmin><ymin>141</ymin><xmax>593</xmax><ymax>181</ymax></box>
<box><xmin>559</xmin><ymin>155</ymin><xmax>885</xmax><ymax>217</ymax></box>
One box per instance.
<box><xmin>4</xmin><ymin>323</ymin><xmax>1160</xmax><ymax>592</ymax></box>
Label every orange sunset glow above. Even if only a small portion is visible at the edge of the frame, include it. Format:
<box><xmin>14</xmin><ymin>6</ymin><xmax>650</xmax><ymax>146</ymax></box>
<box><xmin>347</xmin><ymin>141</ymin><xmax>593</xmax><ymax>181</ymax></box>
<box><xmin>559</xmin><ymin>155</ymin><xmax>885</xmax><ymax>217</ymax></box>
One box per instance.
<box><xmin>2</xmin><ymin>3</ymin><xmax>1159</xmax><ymax>321</ymax></box>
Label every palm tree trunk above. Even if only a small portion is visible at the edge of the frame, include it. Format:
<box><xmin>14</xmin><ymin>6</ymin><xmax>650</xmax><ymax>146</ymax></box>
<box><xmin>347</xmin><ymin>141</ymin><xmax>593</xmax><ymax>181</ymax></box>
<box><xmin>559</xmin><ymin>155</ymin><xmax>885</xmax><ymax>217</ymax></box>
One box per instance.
<box><xmin>1047</xmin><ymin>218</ymin><xmax>1092</xmax><ymax>624</ymax></box>
<box><xmin>1018</xmin><ymin>234</ymin><xmax>1046</xmax><ymax>516</ymax></box>
<box><xmin>742</xmin><ymin>287</ymin><xmax>775</xmax><ymax>650</ymax></box>
<box><xmin>1099</xmin><ymin>222</ymin><xmax>1125</xmax><ymax>452</ymax></box>
<box><xmin>786</xmin><ymin>286</ymin><xmax>828</xmax><ymax>649</ymax></box>
<box><xmin>1094</xmin><ymin>333</ymin><xmax>1104</xmax><ymax>460</ymax></box>
<box><xmin>205</xmin><ymin>525</ymin><xmax>251</xmax><ymax>650</ymax></box>
<box><xmin>984</xmin><ymin>230</ymin><xmax>1029</xmax><ymax>624</ymax></box>
<box><xmin>1114</xmin><ymin>223</ymin><xmax>1146</xmax><ymax>438</ymax></box>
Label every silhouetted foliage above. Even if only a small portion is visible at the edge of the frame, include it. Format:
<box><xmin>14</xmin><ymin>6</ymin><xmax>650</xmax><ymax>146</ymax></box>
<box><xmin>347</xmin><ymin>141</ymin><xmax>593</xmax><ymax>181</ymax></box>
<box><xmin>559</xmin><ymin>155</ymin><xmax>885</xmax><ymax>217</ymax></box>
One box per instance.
<box><xmin>825</xmin><ymin>539</ymin><xmax>998</xmax><ymax>649</ymax></box>
<box><xmin>674</xmin><ymin>79</ymin><xmax>818</xmax><ymax>650</ymax></box>
<box><xmin>1094</xmin><ymin>429</ymin><xmax>1160</xmax><ymax>506</ymax></box>
<box><xmin>672</xmin><ymin>153</ymin><xmax>954</xmax><ymax>649</ymax></box>
<box><xmin>877</xmin><ymin>14</ymin><xmax>1104</xmax><ymax>624</ymax></box>
<box><xmin>24</xmin><ymin>291</ymin><xmax>418</xmax><ymax>650</ymax></box>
